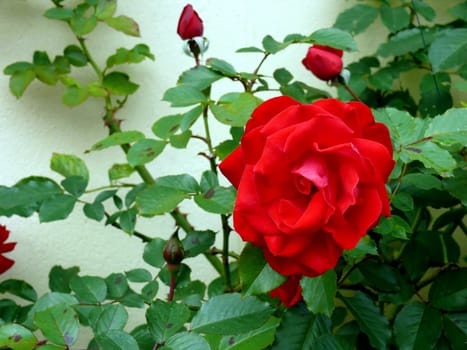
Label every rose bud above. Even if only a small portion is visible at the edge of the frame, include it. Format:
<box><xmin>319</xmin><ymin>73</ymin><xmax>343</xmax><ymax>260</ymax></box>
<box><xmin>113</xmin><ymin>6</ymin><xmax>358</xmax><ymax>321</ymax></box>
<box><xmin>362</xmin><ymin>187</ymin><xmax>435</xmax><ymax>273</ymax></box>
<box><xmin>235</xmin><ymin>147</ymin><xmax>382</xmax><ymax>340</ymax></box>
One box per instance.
<box><xmin>163</xmin><ymin>233</ymin><xmax>185</xmax><ymax>268</ymax></box>
<box><xmin>302</xmin><ymin>45</ymin><xmax>343</xmax><ymax>81</ymax></box>
<box><xmin>177</xmin><ymin>4</ymin><xmax>204</xmax><ymax>40</ymax></box>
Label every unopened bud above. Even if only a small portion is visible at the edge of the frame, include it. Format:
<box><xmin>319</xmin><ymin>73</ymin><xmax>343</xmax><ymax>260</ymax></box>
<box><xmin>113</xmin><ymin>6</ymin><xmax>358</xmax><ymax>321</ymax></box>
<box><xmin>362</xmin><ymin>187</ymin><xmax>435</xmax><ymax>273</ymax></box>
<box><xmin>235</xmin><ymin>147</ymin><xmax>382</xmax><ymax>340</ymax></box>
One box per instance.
<box><xmin>163</xmin><ymin>233</ymin><xmax>185</xmax><ymax>266</ymax></box>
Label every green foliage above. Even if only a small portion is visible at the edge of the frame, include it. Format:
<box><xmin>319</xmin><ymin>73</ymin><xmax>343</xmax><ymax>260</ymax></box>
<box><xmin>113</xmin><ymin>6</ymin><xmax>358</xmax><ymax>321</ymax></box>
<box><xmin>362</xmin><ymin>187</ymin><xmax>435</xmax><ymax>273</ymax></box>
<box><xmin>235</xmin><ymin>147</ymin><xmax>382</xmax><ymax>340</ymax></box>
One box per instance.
<box><xmin>1</xmin><ymin>0</ymin><xmax>466</xmax><ymax>349</ymax></box>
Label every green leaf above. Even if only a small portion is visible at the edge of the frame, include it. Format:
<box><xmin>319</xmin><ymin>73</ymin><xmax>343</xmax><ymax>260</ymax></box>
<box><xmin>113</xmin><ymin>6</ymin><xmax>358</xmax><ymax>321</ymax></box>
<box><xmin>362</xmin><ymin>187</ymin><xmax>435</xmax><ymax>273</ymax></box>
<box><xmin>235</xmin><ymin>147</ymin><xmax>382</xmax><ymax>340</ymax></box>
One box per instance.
<box><xmin>341</xmin><ymin>292</ymin><xmax>391</xmax><ymax>350</ymax></box>
<box><xmin>119</xmin><ymin>208</ymin><xmax>137</xmax><ymax>234</ymax></box>
<box><xmin>210</xmin><ymin>92</ymin><xmax>262</xmax><ymax>127</ymax></box>
<box><xmin>443</xmin><ymin>169</ymin><xmax>467</xmax><ymax>206</ymax></box>
<box><xmin>378</xmin><ymin>28</ymin><xmax>437</xmax><ymax>57</ymax></box>
<box><xmin>333</xmin><ymin>4</ymin><xmax>378</xmax><ymax>35</ymax></box>
<box><xmin>393</xmin><ymin>302</ymin><xmax>443</xmax><ymax>350</ymax></box>
<box><xmin>449</xmin><ymin>2</ymin><xmax>467</xmax><ymax>21</ymax></box>
<box><xmin>425</xmin><ymin>108</ymin><xmax>467</xmax><ymax>146</ymax></box>
<box><xmin>239</xmin><ymin>244</ymin><xmax>286</xmax><ymax>296</ymax></box>
<box><xmin>163</xmin><ymin>85</ymin><xmax>207</xmax><ymax>107</ymax></box>
<box><xmin>443</xmin><ymin>313</ymin><xmax>467</xmax><ymax>350</ymax></box>
<box><xmin>0</xmin><ymin>324</ymin><xmax>37</xmax><ymax>350</ymax></box>
<box><xmin>70</xmin><ymin>275</ymin><xmax>107</xmax><ymax>303</ymax></box>
<box><xmin>207</xmin><ymin>58</ymin><xmax>237</xmax><ymax>77</ymax></box>
<box><xmin>108</xmin><ymin>163</ymin><xmax>135</xmax><ymax>181</ymax></box>
<box><xmin>126</xmin><ymin>139</ymin><xmax>166</xmax><ymax>167</ymax></box>
<box><xmin>429</xmin><ymin>268</ymin><xmax>467</xmax><ymax>311</ymax></box>
<box><xmin>310</xmin><ymin>28</ymin><xmax>358</xmax><ymax>51</ymax></box>
<box><xmin>173</xmin><ymin>280</ymin><xmax>206</xmax><ymax>308</ymax></box>
<box><xmin>34</xmin><ymin>303</ymin><xmax>79</xmax><ymax>346</ymax></box>
<box><xmin>271</xmin><ymin>305</ymin><xmax>332</xmax><ymax>350</ymax></box>
<box><xmin>38</xmin><ymin>194</ymin><xmax>76</xmax><ymax>223</ymax></box>
<box><xmin>180</xmin><ymin>105</ymin><xmax>203</xmax><ymax>131</ymax></box>
<box><xmin>152</xmin><ymin>114</ymin><xmax>183</xmax><ymax>139</ymax></box>
<box><xmin>182</xmin><ymin>230</ymin><xmax>216</xmax><ymax>258</ymax></box>
<box><xmin>141</xmin><ymin>280</ymin><xmax>159</xmax><ymax>303</ymax></box>
<box><xmin>95</xmin><ymin>0</ymin><xmax>117</xmax><ymax>19</ymax></box>
<box><xmin>169</xmin><ymin>130</ymin><xmax>191</xmax><ymax>149</ymax></box>
<box><xmin>218</xmin><ymin>317</ymin><xmax>280</xmax><ymax>350</ymax></box>
<box><xmin>95</xmin><ymin>330</ymin><xmax>139</xmax><ymax>350</ymax></box>
<box><xmin>61</xmin><ymin>176</ymin><xmax>87</xmax><ymax>197</ymax></box>
<box><xmin>102</xmin><ymin>71</ymin><xmax>139</xmax><ymax>95</ymax></box>
<box><xmin>401</xmin><ymin>173</ymin><xmax>442</xmax><ymax>191</ymax></box>
<box><xmin>63</xmin><ymin>45</ymin><xmax>87</xmax><ymax>67</ymax></box>
<box><xmin>344</xmin><ymin>236</ymin><xmax>378</xmax><ymax>264</ymax></box>
<box><xmin>106</xmin><ymin>44</ymin><xmax>154</xmax><ymax>68</ymax></box>
<box><xmin>143</xmin><ymin>238</ymin><xmax>167</xmax><ymax>268</ymax></box>
<box><xmin>191</xmin><ymin>293</ymin><xmax>273</xmax><ymax>335</ymax></box>
<box><xmin>179</xmin><ymin>66</ymin><xmax>222</xmax><ymax>90</ymax></box>
<box><xmin>104</xmin><ymin>15</ymin><xmax>140</xmax><ymax>37</ymax></box>
<box><xmin>403</xmin><ymin>141</ymin><xmax>457</xmax><ymax>176</ymax></box>
<box><xmin>50</xmin><ymin>153</ymin><xmax>89</xmax><ymax>182</ymax></box>
<box><xmin>24</xmin><ymin>292</ymin><xmax>78</xmax><ymax>329</ymax></box>
<box><xmin>125</xmin><ymin>268</ymin><xmax>152</xmax><ymax>283</ymax></box>
<box><xmin>374</xmin><ymin>215</ymin><xmax>411</xmax><ymax>239</ymax></box>
<box><xmin>236</xmin><ymin>46</ymin><xmax>264</xmax><ymax>53</ymax></box>
<box><xmin>146</xmin><ymin>300</ymin><xmax>191</xmax><ymax>342</ymax></box>
<box><xmin>274</xmin><ymin>68</ymin><xmax>293</xmax><ymax>86</ymax></box>
<box><xmin>262</xmin><ymin>35</ymin><xmax>287</xmax><ymax>54</ymax></box>
<box><xmin>88</xmin><ymin>130</ymin><xmax>145</xmax><ymax>152</ymax></box>
<box><xmin>0</xmin><ymin>177</ymin><xmax>62</xmax><ymax>213</ymax></box>
<box><xmin>419</xmin><ymin>73</ymin><xmax>452</xmax><ymax>117</ymax></box>
<box><xmin>411</xmin><ymin>0</ymin><xmax>436</xmax><ymax>21</ymax></box>
<box><xmin>358</xmin><ymin>259</ymin><xmax>400</xmax><ymax>292</ymax></box>
<box><xmin>380</xmin><ymin>4</ymin><xmax>410</xmax><ymax>33</ymax></box>
<box><xmin>136</xmin><ymin>185</ymin><xmax>186</xmax><ymax>216</ymax></box>
<box><xmin>83</xmin><ymin>202</ymin><xmax>105</xmax><ymax>221</ymax></box>
<box><xmin>9</xmin><ymin>69</ymin><xmax>36</xmax><ymax>98</ymax></box>
<box><xmin>0</xmin><ymin>279</ymin><xmax>37</xmax><ymax>302</ymax></box>
<box><xmin>70</xmin><ymin>12</ymin><xmax>98</xmax><ymax>36</ymax></box>
<box><xmin>156</xmin><ymin>174</ymin><xmax>199</xmax><ymax>194</ymax></box>
<box><xmin>43</xmin><ymin>7</ymin><xmax>74</xmax><ymax>20</ymax></box>
<box><xmin>62</xmin><ymin>85</ymin><xmax>88</xmax><ymax>106</ymax></box>
<box><xmin>105</xmin><ymin>273</ymin><xmax>129</xmax><ymax>299</ymax></box>
<box><xmin>163</xmin><ymin>332</ymin><xmax>211</xmax><ymax>350</ymax></box>
<box><xmin>95</xmin><ymin>304</ymin><xmax>128</xmax><ymax>335</ymax></box>
<box><xmin>301</xmin><ymin>270</ymin><xmax>337</xmax><ymax>317</ymax></box>
<box><xmin>49</xmin><ymin>266</ymin><xmax>80</xmax><ymax>293</ymax></box>
<box><xmin>194</xmin><ymin>186</ymin><xmax>236</xmax><ymax>214</ymax></box>
<box><xmin>429</xmin><ymin>29</ymin><xmax>467</xmax><ymax>72</ymax></box>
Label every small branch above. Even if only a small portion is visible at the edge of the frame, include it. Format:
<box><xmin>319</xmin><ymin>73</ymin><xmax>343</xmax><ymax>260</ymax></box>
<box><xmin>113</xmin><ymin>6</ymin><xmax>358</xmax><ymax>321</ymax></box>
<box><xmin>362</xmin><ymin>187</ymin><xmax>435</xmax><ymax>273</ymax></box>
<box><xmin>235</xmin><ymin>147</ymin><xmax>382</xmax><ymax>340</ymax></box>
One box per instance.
<box><xmin>246</xmin><ymin>52</ymin><xmax>270</xmax><ymax>91</ymax></box>
<box><xmin>341</xmin><ymin>82</ymin><xmax>362</xmax><ymax>102</ymax></box>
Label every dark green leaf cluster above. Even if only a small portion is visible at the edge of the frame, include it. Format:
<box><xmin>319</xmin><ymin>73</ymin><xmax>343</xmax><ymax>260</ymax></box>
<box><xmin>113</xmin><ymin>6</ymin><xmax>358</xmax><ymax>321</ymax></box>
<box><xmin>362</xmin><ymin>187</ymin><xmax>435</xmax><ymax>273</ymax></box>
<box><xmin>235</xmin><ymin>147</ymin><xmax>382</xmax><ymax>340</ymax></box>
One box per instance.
<box><xmin>334</xmin><ymin>1</ymin><xmax>466</xmax><ymax>118</ymax></box>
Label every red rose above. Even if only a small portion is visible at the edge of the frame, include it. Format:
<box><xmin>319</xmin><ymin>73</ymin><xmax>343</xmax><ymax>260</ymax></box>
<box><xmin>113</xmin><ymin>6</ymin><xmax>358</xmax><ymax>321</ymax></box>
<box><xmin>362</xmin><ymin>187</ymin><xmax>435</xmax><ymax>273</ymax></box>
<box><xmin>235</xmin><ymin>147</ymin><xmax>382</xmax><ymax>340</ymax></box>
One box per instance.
<box><xmin>270</xmin><ymin>275</ymin><xmax>302</xmax><ymax>307</ymax></box>
<box><xmin>220</xmin><ymin>97</ymin><xmax>394</xmax><ymax>278</ymax></box>
<box><xmin>0</xmin><ymin>224</ymin><xmax>16</xmax><ymax>274</ymax></box>
<box><xmin>177</xmin><ymin>4</ymin><xmax>204</xmax><ymax>40</ymax></box>
<box><xmin>302</xmin><ymin>45</ymin><xmax>343</xmax><ymax>81</ymax></box>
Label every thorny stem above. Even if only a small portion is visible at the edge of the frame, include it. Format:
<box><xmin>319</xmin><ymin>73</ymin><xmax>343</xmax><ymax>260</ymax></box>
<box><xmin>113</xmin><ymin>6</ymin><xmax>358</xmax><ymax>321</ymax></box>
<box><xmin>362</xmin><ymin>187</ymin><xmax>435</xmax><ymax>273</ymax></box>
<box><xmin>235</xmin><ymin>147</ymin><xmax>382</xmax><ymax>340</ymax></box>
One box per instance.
<box><xmin>201</xmin><ymin>102</ymin><xmax>233</xmax><ymax>290</ymax></box>
<box><xmin>246</xmin><ymin>52</ymin><xmax>270</xmax><ymax>91</ymax></box>
<box><xmin>71</xmin><ymin>21</ymin><xmax>224</xmax><ymax>276</ymax></box>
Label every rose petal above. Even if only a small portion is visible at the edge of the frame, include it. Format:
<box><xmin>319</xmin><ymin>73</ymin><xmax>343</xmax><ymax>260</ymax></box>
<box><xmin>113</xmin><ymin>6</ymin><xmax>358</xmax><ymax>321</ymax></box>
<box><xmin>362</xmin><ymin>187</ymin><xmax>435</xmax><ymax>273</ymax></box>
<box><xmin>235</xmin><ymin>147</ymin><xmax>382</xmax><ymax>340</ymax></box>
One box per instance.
<box><xmin>219</xmin><ymin>147</ymin><xmax>245</xmax><ymax>189</ymax></box>
<box><xmin>246</xmin><ymin>96</ymin><xmax>300</xmax><ymax>133</ymax></box>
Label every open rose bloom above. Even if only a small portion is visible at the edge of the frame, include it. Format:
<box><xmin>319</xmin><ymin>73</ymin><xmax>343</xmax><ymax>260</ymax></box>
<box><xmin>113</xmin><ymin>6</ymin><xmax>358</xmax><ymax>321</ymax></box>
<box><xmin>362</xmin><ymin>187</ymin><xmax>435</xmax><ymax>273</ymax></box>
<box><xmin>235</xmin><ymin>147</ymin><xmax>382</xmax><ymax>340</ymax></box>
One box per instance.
<box><xmin>220</xmin><ymin>97</ymin><xmax>394</xmax><ymax>284</ymax></box>
<box><xmin>0</xmin><ymin>224</ymin><xmax>16</xmax><ymax>274</ymax></box>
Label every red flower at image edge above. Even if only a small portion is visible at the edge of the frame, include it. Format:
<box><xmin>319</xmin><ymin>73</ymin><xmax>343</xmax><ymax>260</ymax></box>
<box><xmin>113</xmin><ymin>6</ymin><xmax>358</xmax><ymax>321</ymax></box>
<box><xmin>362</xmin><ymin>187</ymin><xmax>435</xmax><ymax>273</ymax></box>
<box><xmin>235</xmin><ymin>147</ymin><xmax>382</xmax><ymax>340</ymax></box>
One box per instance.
<box><xmin>302</xmin><ymin>45</ymin><xmax>343</xmax><ymax>81</ymax></box>
<box><xmin>220</xmin><ymin>97</ymin><xmax>394</xmax><ymax>305</ymax></box>
<box><xmin>0</xmin><ymin>224</ymin><xmax>16</xmax><ymax>274</ymax></box>
<box><xmin>177</xmin><ymin>4</ymin><xmax>204</xmax><ymax>40</ymax></box>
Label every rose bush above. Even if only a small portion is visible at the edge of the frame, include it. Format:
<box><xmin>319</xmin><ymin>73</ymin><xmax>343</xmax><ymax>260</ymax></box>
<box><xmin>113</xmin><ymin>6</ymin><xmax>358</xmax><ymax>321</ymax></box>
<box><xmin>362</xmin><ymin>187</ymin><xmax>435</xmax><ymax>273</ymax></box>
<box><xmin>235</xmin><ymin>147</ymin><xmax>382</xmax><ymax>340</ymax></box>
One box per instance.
<box><xmin>302</xmin><ymin>45</ymin><xmax>343</xmax><ymax>81</ymax></box>
<box><xmin>220</xmin><ymin>96</ymin><xmax>394</xmax><ymax>282</ymax></box>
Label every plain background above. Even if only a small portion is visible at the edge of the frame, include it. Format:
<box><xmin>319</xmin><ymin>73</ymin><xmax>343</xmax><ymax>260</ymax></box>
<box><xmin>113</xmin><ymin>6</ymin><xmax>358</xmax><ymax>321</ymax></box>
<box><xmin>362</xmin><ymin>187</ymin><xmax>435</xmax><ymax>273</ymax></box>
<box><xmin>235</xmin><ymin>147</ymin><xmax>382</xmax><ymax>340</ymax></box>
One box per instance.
<box><xmin>0</xmin><ymin>0</ymin><xmax>461</xmax><ymax>340</ymax></box>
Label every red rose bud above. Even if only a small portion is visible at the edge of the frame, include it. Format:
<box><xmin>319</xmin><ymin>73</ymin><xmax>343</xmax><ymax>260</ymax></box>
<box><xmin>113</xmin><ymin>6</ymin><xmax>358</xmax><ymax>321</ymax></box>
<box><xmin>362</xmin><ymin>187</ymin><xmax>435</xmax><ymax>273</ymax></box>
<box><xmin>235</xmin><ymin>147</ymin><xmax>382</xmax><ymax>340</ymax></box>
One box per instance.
<box><xmin>177</xmin><ymin>4</ymin><xmax>204</xmax><ymax>40</ymax></box>
<box><xmin>302</xmin><ymin>45</ymin><xmax>343</xmax><ymax>81</ymax></box>
<box><xmin>0</xmin><ymin>224</ymin><xmax>16</xmax><ymax>274</ymax></box>
<box><xmin>163</xmin><ymin>233</ymin><xmax>185</xmax><ymax>267</ymax></box>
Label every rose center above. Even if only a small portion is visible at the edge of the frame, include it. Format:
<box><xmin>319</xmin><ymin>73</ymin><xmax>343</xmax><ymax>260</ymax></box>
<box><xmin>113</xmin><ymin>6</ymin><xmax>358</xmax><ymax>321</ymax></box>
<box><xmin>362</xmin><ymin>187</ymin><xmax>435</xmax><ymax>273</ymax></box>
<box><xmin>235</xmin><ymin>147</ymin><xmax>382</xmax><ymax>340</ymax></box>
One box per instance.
<box><xmin>294</xmin><ymin>175</ymin><xmax>318</xmax><ymax>196</ymax></box>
